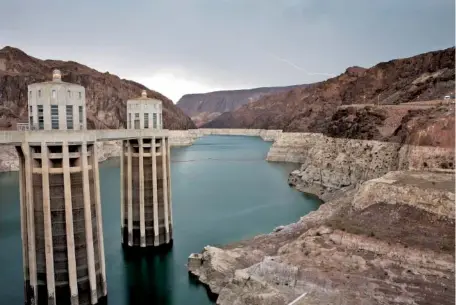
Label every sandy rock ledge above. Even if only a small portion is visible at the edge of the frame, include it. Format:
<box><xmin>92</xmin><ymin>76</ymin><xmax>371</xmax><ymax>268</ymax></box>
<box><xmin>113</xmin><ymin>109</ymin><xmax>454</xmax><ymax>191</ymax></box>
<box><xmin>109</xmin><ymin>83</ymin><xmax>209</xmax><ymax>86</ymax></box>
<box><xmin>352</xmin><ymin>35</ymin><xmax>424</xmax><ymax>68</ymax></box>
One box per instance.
<box><xmin>188</xmin><ymin>170</ymin><xmax>455</xmax><ymax>305</ymax></box>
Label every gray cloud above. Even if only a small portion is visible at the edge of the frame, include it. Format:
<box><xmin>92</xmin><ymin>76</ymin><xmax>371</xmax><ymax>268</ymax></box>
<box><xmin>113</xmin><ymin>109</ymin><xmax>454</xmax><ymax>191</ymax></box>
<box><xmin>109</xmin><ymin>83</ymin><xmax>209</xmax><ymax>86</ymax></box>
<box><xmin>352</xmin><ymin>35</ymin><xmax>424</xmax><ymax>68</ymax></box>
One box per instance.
<box><xmin>0</xmin><ymin>0</ymin><xmax>454</xmax><ymax>100</ymax></box>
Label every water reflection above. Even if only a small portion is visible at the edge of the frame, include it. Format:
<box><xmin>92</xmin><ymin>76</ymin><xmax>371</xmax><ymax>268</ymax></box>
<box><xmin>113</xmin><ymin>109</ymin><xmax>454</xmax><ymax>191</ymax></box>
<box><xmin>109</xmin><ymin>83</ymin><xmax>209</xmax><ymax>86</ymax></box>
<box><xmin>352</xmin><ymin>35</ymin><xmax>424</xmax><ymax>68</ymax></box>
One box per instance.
<box><xmin>123</xmin><ymin>245</ymin><xmax>173</xmax><ymax>305</ymax></box>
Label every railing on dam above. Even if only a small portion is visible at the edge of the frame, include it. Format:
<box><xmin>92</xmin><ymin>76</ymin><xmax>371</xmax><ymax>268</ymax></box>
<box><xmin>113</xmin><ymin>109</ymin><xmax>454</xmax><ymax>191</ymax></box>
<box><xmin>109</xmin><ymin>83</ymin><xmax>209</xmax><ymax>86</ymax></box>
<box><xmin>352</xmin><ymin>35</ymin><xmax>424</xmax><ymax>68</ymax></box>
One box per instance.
<box><xmin>0</xmin><ymin>128</ymin><xmax>283</xmax><ymax>146</ymax></box>
<box><xmin>0</xmin><ymin>129</ymin><xmax>170</xmax><ymax>145</ymax></box>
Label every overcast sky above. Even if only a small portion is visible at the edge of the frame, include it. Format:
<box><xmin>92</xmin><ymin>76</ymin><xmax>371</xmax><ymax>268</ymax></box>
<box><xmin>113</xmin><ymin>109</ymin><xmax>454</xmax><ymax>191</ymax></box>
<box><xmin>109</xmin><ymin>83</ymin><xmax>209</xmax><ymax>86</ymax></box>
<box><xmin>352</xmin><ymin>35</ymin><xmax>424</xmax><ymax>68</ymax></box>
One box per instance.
<box><xmin>0</xmin><ymin>0</ymin><xmax>454</xmax><ymax>101</ymax></box>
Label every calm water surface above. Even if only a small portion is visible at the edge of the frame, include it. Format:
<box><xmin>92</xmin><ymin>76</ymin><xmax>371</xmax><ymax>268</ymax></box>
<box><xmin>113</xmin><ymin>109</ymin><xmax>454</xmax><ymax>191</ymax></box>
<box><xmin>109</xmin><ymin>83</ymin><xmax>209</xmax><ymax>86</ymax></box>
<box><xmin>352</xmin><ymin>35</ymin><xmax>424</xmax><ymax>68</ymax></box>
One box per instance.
<box><xmin>0</xmin><ymin>135</ymin><xmax>320</xmax><ymax>305</ymax></box>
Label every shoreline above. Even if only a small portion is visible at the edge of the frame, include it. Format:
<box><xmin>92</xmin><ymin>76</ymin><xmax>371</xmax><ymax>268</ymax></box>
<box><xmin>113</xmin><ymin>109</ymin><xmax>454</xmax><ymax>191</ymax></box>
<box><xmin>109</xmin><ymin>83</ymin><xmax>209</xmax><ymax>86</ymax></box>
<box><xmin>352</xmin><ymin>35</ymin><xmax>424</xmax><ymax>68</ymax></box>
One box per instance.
<box><xmin>187</xmin><ymin>170</ymin><xmax>455</xmax><ymax>304</ymax></box>
<box><xmin>180</xmin><ymin>130</ymin><xmax>455</xmax><ymax>304</ymax></box>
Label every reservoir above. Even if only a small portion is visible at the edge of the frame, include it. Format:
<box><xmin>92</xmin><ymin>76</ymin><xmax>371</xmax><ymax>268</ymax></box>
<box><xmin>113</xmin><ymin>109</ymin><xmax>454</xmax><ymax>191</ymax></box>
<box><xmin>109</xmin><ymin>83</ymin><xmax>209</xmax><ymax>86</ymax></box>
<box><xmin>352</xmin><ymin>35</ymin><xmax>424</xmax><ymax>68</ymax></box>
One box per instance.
<box><xmin>0</xmin><ymin>135</ymin><xmax>321</xmax><ymax>305</ymax></box>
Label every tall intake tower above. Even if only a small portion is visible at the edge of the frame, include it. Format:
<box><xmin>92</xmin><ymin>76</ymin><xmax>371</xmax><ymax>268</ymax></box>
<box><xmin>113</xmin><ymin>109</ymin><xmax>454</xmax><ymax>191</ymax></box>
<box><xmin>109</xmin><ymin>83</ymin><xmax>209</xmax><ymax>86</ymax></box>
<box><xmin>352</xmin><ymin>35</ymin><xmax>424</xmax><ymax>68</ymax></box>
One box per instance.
<box><xmin>121</xmin><ymin>90</ymin><xmax>173</xmax><ymax>247</ymax></box>
<box><xmin>17</xmin><ymin>70</ymin><xmax>107</xmax><ymax>305</ymax></box>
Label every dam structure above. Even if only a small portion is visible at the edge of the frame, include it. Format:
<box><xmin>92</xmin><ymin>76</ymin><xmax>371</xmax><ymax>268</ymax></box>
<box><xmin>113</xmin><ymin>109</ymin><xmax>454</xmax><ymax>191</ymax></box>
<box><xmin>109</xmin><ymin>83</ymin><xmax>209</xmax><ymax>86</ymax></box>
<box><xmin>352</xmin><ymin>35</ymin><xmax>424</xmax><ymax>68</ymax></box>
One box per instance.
<box><xmin>121</xmin><ymin>90</ymin><xmax>173</xmax><ymax>247</ymax></box>
<box><xmin>0</xmin><ymin>70</ymin><xmax>171</xmax><ymax>305</ymax></box>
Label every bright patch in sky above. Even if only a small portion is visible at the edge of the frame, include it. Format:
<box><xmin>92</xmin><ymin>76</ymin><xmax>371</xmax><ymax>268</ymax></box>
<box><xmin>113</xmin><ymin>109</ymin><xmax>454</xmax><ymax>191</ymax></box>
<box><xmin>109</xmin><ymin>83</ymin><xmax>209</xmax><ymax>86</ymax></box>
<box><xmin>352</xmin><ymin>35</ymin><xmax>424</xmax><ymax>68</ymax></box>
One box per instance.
<box><xmin>132</xmin><ymin>73</ymin><xmax>224</xmax><ymax>103</ymax></box>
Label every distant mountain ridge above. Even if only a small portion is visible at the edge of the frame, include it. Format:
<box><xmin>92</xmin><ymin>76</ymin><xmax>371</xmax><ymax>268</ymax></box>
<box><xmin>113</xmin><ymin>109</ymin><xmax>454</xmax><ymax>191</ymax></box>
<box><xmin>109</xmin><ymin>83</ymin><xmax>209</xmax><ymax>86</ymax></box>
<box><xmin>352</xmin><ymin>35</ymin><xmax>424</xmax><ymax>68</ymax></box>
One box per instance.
<box><xmin>202</xmin><ymin>47</ymin><xmax>455</xmax><ymax>145</ymax></box>
<box><xmin>0</xmin><ymin>46</ymin><xmax>195</xmax><ymax>130</ymax></box>
<box><xmin>176</xmin><ymin>84</ymin><xmax>307</xmax><ymax>126</ymax></box>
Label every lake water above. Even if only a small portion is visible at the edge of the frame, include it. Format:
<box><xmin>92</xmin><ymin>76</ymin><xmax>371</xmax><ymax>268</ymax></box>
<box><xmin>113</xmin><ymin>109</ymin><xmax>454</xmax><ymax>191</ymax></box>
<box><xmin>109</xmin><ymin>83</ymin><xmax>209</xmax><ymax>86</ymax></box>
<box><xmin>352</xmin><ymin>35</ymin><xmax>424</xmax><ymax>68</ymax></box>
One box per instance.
<box><xmin>0</xmin><ymin>135</ymin><xmax>320</xmax><ymax>305</ymax></box>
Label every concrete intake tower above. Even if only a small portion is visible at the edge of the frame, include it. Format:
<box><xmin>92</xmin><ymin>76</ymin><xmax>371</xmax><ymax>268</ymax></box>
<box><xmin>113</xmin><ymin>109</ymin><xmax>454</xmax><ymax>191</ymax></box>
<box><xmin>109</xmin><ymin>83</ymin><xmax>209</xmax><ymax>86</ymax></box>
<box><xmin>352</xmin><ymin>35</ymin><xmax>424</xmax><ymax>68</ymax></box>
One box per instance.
<box><xmin>17</xmin><ymin>70</ymin><xmax>107</xmax><ymax>305</ymax></box>
<box><xmin>120</xmin><ymin>90</ymin><xmax>173</xmax><ymax>247</ymax></box>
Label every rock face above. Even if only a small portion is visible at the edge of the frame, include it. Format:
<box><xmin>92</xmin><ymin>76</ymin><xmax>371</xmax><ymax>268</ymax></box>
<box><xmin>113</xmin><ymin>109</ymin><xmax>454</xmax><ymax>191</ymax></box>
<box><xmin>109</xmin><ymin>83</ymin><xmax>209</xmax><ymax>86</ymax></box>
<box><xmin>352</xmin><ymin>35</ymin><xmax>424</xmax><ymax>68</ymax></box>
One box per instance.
<box><xmin>185</xmin><ymin>128</ymin><xmax>455</xmax><ymax>304</ymax></box>
<box><xmin>268</xmin><ymin>132</ymin><xmax>454</xmax><ymax>200</ymax></box>
<box><xmin>0</xmin><ymin>46</ymin><xmax>195</xmax><ymax>130</ymax></box>
<box><xmin>204</xmin><ymin>47</ymin><xmax>455</xmax><ymax>132</ymax></box>
<box><xmin>189</xmin><ymin>170</ymin><xmax>455</xmax><ymax>305</ymax></box>
<box><xmin>176</xmin><ymin>85</ymin><xmax>305</xmax><ymax>127</ymax></box>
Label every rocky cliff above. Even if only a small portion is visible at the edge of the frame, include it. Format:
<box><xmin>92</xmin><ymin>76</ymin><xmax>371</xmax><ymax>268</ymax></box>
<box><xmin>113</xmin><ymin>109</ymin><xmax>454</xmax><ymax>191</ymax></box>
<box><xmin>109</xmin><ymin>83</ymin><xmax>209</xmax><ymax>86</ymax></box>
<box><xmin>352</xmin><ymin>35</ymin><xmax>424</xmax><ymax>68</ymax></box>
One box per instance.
<box><xmin>267</xmin><ymin>100</ymin><xmax>455</xmax><ymax>200</ymax></box>
<box><xmin>203</xmin><ymin>47</ymin><xmax>455</xmax><ymax>133</ymax></box>
<box><xmin>186</xmin><ymin>126</ymin><xmax>454</xmax><ymax>304</ymax></box>
<box><xmin>0</xmin><ymin>46</ymin><xmax>195</xmax><ymax>130</ymax></box>
<box><xmin>176</xmin><ymin>85</ymin><xmax>304</xmax><ymax>127</ymax></box>
<box><xmin>281</xmin><ymin>134</ymin><xmax>454</xmax><ymax>201</ymax></box>
<box><xmin>189</xmin><ymin>170</ymin><xmax>455</xmax><ymax>305</ymax></box>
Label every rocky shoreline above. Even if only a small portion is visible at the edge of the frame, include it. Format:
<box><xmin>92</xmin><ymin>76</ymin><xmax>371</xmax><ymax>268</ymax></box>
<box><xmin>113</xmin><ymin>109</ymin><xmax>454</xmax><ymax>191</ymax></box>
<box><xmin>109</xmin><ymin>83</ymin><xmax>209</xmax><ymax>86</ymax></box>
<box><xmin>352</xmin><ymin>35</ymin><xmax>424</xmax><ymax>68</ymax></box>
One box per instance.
<box><xmin>268</xmin><ymin>132</ymin><xmax>454</xmax><ymax>201</ymax></box>
<box><xmin>188</xmin><ymin>170</ymin><xmax>455</xmax><ymax>305</ymax></box>
<box><xmin>185</xmin><ymin>131</ymin><xmax>455</xmax><ymax>305</ymax></box>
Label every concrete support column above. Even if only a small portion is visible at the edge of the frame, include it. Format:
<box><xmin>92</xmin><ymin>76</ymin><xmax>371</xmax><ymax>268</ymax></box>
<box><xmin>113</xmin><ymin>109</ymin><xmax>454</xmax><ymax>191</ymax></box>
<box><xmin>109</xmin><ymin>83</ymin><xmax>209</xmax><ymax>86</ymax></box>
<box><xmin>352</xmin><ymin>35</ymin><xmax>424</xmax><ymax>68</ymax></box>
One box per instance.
<box><xmin>91</xmin><ymin>143</ymin><xmax>108</xmax><ymax>296</ymax></box>
<box><xmin>139</xmin><ymin>139</ymin><xmax>146</xmax><ymax>247</ymax></box>
<box><xmin>81</xmin><ymin>142</ymin><xmax>97</xmax><ymax>304</ymax></box>
<box><xmin>41</xmin><ymin>142</ymin><xmax>56</xmax><ymax>305</ymax></box>
<box><xmin>161</xmin><ymin>137</ymin><xmax>170</xmax><ymax>243</ymax></box>
<box><xmin>16</xmin><ymin>146</ymin><xmax>29</xmax><ymax>299</ymax></box>
<box><xmin>21</xmin><ymin>143</ymin><xmax>37</xmax><ymax>303</ymax></box>
<box><xmin>167</xmin><ymin>137</ymin><xmax>173</xmax><ymax>230</ymax></box>
<box><xmin>62</xmin><ymin>142</ymin><xmax>79</xmax><ymax>305</ymax></box>
<box><xmin>152</xmin><ymin>137</ymin><xmax>159</xmax><ymax>246</ymax></box>
<box><xmin>120</xmin><ymin>135</ymin><xmax>172</xmax><ymax>249</ymax></box>
<box><xmin>127</xmin><ymin>141</ymin><xmax>133</xmax><ymax>246</ymax></box>
<box><xmin>120</xmin><ymin>141</ymin><xmax>125</xmax><ymax>244</ymax></box>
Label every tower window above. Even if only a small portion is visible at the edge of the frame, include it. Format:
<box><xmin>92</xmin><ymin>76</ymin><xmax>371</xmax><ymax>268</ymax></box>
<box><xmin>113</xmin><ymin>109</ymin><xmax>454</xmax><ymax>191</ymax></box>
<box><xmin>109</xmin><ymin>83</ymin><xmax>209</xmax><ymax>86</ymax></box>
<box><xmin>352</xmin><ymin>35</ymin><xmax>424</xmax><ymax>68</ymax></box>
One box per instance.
<box><xmin>37</xmin><ymin>105</ymin><xmax>44</xmax><ymax>129</ymax></box>
<box><xmin>159</xmin><ymin>113</ymin><xmax>162</xmax><ymax>128</ymax></box>
<box><xmin>66</xmin><ymin>105</ymin><xmax>73</xmax><ymax>129</ymax></box>
<box><xmin>29</xmin><ymin>105</ymin><xmax>33</xmax><ymax>126</ymax></box>
<box><xmin>79</xmin><ymin>92</ymin><xmax>82</xmax><ymax>99</ymax></box>
<box><xmin>79</xmin><ymin>106</ymin><xmax>83</xmax><ymax>127</ymax></box>
<box><xmin>134</xmin><ymin>113</ymin><xmax>140</xmax><ymax>129</ymax></box>
<box><xmin>29</xmin><ymin>91</ymin><xmax>32</xmax><ymax>97</ymax></box>
<box><xmin>52</xmin><ymin>90</ymin><xmax>56</xmax><ymax>98</ymax></box>
<box><xmin>144</xmin><ymin>113</ymin><xmax>149</xmax><ymax>129</ymax></box>
<box><xmin>38</xmin><ymin>90</ymin><xmax>42</xmax><ymax>98</ymax></box>
<box><xmin>68</xmin><ymin>90</ymin><xmax>71</xmax><ymax>98</ymax></box>
<box><xmin>152</xmin><ymin>113</ymin><xmax>157</xmax><ymax>129</ymax></box>
<box><xmin>128</xmin><ymin>113</ymin><xmax>131</xmax><ymax>129</ymax></box>
<box><xmin>51</xmin><ymin>105</ymin><xmax>59</xmax><ymax>129</ymax></box>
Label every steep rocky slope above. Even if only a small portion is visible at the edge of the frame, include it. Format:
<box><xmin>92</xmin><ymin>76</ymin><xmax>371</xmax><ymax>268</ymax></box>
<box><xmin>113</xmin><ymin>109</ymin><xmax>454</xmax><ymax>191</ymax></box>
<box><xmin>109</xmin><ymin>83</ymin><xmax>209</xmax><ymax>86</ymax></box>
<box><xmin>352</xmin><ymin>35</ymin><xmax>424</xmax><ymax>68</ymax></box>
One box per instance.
<box><xmin>189</xmin><ymin>170</ymin><xmax>455</xmax><ymax>305</ymax></box>
<box><xmin>176</xmin><ymin>85</ymin><xmax>304</xmax><ymax>126</ymax></box>
<box><xmin>203</xmin><ymin>47</ymin><xmax>455</xmax><ymax>133</ymax></box>
<box><xmin>0</xmin><ymin>46</ymin><xmax>195</xmax><ymax>130</ymax></box>
<box><xmin>265</xmin><ymin>102</ymin><xmax>454</xmax><ymax>200</ymax></box>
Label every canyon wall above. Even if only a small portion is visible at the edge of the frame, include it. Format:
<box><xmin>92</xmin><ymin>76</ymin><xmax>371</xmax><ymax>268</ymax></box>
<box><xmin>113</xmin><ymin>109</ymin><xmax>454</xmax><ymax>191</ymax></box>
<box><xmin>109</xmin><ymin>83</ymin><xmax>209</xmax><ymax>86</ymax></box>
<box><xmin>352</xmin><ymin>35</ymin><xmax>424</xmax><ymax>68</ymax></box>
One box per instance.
<box><xmin>267</xmin><ymin>132</ymin><xmax>454</xmax><ymax>200</ymax></box>
<box><xmin>204</xmin><ymin>48</ymin><xmax>455</xmax><ymax>131</ymax></box>
<box><xmin>176</xmin><ymin>85</ymin><xmax>304</xmax><ymax>126</ymax></box>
